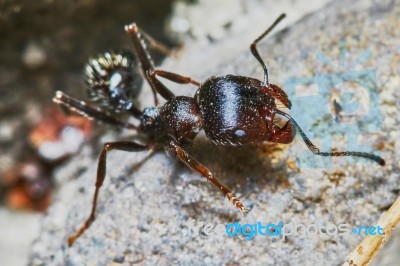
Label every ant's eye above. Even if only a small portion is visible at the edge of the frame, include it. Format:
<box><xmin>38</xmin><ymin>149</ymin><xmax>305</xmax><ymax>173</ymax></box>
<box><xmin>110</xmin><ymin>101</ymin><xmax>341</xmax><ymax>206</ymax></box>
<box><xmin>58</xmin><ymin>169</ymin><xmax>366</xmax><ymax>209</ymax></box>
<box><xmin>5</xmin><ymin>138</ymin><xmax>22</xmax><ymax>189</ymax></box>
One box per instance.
<box><xmin>234</xmin><ymin>129</ymin><xmax>246</xmax><ymax>138</ymax></box>
<box><xmin>85</xmin><ymin>51</ymin><xmax>143</xmax><ymax>112</ymax></box>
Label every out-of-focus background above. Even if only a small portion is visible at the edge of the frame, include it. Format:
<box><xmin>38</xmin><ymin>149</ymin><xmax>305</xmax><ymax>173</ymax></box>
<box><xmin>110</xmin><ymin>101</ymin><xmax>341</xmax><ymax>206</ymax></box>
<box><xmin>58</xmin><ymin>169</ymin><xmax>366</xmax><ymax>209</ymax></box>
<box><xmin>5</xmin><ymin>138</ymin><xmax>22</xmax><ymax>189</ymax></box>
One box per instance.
<box><xmin>1</xmin><ymin>0</ymin><xmax>399</xmax><ymax>265</ymax></box>
<box><xmin>0</xmin><ymin>1</ymin><xmax>176</xmax><ymax>264</ymax></box>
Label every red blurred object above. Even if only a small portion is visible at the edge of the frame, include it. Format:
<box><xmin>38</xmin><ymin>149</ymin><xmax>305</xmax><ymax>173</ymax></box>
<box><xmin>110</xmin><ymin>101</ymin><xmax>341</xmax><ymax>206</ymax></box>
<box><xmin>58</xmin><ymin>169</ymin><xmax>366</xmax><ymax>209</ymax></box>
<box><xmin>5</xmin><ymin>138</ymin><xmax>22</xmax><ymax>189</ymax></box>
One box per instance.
<box><xmin>1</xmin><ymin>106</ymin><xmax>93</xmax><ymax>212</ymax></box>
<box><xmin>29</xmin><ymin>106</ymin><xmax>93</xmax><ymax>161</ymax></box>
<box><xmin>2</xmin><ymin>161</ymin><xmax>52</xmax><ymax>212</ymax></box>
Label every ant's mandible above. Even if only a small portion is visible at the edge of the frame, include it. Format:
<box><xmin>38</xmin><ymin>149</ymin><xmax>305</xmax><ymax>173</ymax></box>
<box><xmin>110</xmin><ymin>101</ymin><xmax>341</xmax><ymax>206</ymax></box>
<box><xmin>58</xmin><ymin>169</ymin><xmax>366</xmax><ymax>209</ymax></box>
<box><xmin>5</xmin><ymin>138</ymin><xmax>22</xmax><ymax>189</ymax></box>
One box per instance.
<box><xmin>54</xmin><ymin>14</ymin><xmax>385</xmax><ymax>247</ymax></box>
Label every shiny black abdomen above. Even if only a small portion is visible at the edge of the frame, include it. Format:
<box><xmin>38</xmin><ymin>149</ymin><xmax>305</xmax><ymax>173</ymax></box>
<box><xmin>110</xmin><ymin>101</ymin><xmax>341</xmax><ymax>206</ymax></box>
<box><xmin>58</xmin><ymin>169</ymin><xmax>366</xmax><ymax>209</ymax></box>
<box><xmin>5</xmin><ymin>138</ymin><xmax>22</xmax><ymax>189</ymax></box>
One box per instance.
<box><xmin>195</xmin><ymin>75</ymin><xmax>273</xmax><ymax>145</ymax></box>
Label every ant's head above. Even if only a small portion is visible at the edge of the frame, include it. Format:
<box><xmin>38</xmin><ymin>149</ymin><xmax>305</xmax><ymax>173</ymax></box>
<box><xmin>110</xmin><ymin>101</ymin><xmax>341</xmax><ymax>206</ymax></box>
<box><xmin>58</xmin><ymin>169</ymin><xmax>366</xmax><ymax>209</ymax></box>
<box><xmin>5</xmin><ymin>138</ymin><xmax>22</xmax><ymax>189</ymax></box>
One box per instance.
<box><xmin>85</xmin><ymin>51</ymin><xmax>143</xmax><ymax>112</ymax></box>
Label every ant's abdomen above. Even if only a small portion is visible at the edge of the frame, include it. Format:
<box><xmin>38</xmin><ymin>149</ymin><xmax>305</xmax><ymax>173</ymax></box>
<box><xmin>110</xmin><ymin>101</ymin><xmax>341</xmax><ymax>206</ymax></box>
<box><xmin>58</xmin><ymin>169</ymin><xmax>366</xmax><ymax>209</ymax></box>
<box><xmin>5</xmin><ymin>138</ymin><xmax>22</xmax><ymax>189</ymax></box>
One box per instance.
<box><xmin>85</xmin><ymin>51</ymin><xmax>143</xmax><ymax>112</ymax></box>
<box><xmin>195</xmin><ymin>75</ymin><xmax>270</xmax><ymax>146</ymax></box>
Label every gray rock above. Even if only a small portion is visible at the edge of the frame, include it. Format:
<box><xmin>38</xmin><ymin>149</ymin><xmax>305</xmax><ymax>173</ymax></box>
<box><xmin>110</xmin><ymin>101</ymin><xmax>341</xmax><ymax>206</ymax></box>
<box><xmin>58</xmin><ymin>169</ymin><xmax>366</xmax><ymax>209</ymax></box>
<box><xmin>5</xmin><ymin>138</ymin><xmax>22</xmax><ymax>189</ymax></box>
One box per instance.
<box><xmin>29</xmin><ymin>0</ymin><xmax>400</xmax><ymax>265</ymax></box>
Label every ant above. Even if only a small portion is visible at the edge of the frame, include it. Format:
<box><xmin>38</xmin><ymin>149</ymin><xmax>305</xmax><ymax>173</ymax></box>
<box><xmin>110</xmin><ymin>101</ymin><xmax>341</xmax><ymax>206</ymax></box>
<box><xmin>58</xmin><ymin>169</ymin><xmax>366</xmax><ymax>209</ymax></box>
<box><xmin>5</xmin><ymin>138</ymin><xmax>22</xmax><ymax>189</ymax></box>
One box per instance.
<box><xmin>54</xmin><ymin>14</ymin><xmax>385</xmax><ymax>247</ymax></box>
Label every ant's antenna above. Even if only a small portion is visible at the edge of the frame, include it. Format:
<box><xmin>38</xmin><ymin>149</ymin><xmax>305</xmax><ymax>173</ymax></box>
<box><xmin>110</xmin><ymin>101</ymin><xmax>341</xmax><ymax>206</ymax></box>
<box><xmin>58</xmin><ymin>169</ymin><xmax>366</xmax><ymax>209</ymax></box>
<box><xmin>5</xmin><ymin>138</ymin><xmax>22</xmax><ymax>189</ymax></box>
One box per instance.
<box><xmin>274</xmin><ymin>109</ymin><xmax>385</xmax><ymax>166</ymax></box>
<box><xmin>250</xmin><ymin>13</ymin><xmax>286</xmax><ymax>87</ymax></box>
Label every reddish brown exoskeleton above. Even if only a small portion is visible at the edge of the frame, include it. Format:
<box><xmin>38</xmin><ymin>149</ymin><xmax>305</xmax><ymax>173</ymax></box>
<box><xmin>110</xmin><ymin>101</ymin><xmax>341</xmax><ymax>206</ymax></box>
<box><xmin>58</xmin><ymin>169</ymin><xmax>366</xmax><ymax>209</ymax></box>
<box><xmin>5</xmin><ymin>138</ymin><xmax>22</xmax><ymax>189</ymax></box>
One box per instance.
<box><xmin>54</xmin><ymin>14</ymin><xmax>385</xmax><ymax>247</ymax></box>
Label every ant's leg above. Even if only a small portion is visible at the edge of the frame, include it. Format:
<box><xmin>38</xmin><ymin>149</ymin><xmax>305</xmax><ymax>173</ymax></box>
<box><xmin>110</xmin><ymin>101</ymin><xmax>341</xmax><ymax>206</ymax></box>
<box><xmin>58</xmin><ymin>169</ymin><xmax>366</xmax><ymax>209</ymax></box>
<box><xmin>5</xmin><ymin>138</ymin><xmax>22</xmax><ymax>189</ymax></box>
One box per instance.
<box><xmin>250</xmin><ymin>14</ymin><xmax>286</xmax><ymax>86</ymax></box>
<box><xmin>149</xmin><ymin>69</ymin><xmax>200</xmax><ymax>86</ymax></box>
<box><xmin>53</xmin><ymin>91</ymin><xmax>139</xmax><ymax>130</ymax></box>
<box><xmin>261</xmin><ymin>83</ymin><xmax>291</xmax><ymax>109</ymax></box>
<box><xmin>166</xmin><ymin>140</ymin><xmax>250</xmax><ymax>214</ymax></box>
<box><xmin>125</xmin><ymin>23</ymin><xmax>175</xmax><ymax>104</ymax></box>
<box><xmin>139</xmin><ymin>29</ymin><xmax>173</xmax><ymax>57</ymax></box>
<box><xmin>67</xmin><ymin>141</ymin><xmax>149</xmax><ymax>247</ymax></box>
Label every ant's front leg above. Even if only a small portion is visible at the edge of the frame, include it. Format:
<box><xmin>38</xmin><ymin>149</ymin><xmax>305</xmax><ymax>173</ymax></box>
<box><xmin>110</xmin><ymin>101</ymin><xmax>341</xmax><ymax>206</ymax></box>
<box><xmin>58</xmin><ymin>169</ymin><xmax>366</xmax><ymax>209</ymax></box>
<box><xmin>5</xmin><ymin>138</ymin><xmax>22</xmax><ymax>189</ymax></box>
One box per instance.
<box><xmin>166</xmin><ymin>140</ymin><xmax>250</xmax><ymax>214</ymax></box>
<box><xmin>67</xmin><ymin>141</ymin><xmax>149</xmax><ymax>247</ymax></box>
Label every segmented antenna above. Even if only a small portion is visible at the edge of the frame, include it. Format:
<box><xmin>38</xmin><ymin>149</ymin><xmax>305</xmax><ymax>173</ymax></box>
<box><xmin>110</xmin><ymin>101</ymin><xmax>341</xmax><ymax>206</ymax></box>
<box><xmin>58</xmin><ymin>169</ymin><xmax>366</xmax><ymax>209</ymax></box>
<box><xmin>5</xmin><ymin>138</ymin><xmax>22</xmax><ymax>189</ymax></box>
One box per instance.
<box><xmin>274</xmin><ymin>109</ymin><xmax>385</xmax><ymax>166</ymax></box>
<box><xmin>250</xmin><ymin>13</ymin><xmax>286</xmax><ymax>87</ymax></box>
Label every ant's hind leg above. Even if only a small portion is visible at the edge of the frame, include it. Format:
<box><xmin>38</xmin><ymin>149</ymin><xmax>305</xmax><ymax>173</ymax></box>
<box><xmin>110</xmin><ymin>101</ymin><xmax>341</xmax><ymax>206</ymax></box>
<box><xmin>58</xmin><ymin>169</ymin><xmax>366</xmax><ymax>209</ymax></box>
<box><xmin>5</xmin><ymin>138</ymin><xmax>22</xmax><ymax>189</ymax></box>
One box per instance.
<box><xmin>53</xmin><ymin>91</ymin><xmax>140</xmax><ymax>129</ymax></box>
<box><xmin>67</xmin><ymin>141</ymin><xmax>149</xmax><ymax>247</ymax></box>
<box><xmin>166</xmin><ymin>140</ymin><xmax>250</xmax><ymax>214</ymax></box>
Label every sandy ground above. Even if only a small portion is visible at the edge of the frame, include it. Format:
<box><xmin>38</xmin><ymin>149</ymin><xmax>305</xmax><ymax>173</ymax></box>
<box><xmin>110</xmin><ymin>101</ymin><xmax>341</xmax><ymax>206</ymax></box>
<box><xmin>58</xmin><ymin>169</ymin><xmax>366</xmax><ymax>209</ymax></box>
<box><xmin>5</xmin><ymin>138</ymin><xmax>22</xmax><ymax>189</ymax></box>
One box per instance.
<box><xmin>3</xmin><ymin>0</ymin><xmax>400</xmax><ymax>265</ymax></box>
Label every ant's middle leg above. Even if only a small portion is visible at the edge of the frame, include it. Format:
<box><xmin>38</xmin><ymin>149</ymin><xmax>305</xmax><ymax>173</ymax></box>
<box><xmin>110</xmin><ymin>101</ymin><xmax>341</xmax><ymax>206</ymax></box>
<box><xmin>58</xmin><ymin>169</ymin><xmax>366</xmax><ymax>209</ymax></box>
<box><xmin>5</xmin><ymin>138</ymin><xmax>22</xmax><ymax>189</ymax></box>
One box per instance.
<box><xmin>67</xmin><ymin>141</ymin><xmax>149</xmax><ymax>247</ymax></box>
<box><xmin>148</xmin><ymin>69</ymin><xmax>200</xmax><ymax>86</ymax></box>
<box><xmin>125</xmin><ymin>23</ymin><xmax>175</xmax><ymax>104</ymax></box>
<box><xmin>166</xmin><ymin>140</ymin><xmax>250</xmax><ymax>214</ymax></box>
